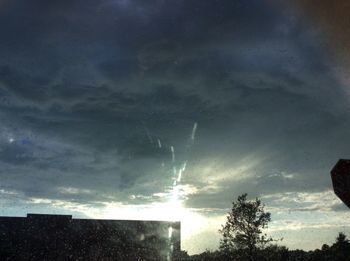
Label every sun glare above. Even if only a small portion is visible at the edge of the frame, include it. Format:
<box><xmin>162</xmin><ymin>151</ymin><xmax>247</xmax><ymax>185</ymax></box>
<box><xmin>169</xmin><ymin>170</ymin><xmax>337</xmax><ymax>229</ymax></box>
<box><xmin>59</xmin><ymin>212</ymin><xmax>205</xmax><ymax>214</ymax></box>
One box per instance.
<box><xmin>98</xmin><ymin>201</ymin><xmax>204</xmax><ymax>240</ymax></box>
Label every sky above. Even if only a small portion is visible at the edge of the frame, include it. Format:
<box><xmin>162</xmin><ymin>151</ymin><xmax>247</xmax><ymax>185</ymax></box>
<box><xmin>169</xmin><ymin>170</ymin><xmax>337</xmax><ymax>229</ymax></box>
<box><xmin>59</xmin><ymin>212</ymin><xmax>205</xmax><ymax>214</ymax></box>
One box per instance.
<box><xmin>1</xmin><ymin>0</ymin><xmax>350</xmax><ymax>255</ymax></box>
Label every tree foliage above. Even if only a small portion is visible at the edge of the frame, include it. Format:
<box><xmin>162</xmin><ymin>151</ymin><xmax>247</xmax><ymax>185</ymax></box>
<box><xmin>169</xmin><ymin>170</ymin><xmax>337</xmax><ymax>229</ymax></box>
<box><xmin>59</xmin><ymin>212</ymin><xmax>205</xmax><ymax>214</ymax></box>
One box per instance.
<box><xmin>219</xmin><ymin>193</ymin><xmax>273</xmax><ymax>260</ymax></box>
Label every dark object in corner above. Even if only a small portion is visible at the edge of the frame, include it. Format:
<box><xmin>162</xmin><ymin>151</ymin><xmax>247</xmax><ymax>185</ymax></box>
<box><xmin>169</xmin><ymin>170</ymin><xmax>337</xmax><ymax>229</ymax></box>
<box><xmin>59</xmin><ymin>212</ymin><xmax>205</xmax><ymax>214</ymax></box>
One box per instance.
<box><xmin>331</xmin><ymin>159</ymin><xmax>350</xmax><ymax>208</ymax></box>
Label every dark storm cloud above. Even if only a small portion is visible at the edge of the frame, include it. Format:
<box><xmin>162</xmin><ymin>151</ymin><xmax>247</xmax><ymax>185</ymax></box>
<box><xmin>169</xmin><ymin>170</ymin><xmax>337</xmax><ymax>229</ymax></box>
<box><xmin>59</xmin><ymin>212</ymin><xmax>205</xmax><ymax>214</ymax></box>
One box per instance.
<box><xmin>291</xmin><ymin>0</ymin><xmax>350</xmax><ymax>66</ymax></box>
<box><xmin>0</xmin><ymin>0</ymin><xmax>349</xmax><ymax>215</ymax></box>
<box><xmin>0</xmin><ymin>65</ymin><xmax>51</xmax><ymax>102</ymax></box>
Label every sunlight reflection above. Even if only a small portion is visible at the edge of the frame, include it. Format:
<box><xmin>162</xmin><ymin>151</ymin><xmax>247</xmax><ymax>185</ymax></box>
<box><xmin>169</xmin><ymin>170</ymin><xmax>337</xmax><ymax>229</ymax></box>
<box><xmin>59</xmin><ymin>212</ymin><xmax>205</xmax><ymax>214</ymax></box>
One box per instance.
<box><xmin>101</xmin><ymin>201</ymin><xmax>205</xmax><ymax>240</ymax></box>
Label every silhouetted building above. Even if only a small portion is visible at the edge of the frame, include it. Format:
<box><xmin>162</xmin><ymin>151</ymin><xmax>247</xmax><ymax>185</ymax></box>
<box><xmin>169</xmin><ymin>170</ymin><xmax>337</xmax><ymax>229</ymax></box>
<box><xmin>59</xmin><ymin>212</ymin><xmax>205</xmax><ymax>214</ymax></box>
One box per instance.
<box><xmin>0</xmin><ymin>213</ymin><xmax>180</xmax><ymax>261</ymax></box>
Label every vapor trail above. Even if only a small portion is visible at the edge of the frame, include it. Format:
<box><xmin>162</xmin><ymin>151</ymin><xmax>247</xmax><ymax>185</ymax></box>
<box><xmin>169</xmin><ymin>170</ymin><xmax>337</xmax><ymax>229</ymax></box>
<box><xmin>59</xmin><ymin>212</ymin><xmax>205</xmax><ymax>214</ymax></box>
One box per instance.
<box><xmin>191</xmin><ymin>122</ymin><xmax>198</xmax><ymax>141</ymax></box>
<box><xmin>164</xmin><ymin>122</ymin><xmax>198</xmax><ymax>260</ymax></box>
<box><xmin>142</xmin><ymin>123</ymin><xmax>153</xmax><ymax>144</ymax></box>
<box><xmin>177</xmin><ymin>161</ymin><xmax>187</xmax><ymax>183</ymax></box>
<box><xmin>170</xmin><ymin>146</ymin><xmax>175</xmax><ymax>163</ymax></box>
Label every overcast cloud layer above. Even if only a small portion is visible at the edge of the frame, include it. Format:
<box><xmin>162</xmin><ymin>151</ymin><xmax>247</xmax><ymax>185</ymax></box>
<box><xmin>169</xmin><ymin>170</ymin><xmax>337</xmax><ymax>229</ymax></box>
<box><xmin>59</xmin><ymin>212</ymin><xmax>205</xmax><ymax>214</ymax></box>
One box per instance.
<box><xmin>1</xmin><ymin>0</ymin><xmax>350</xmax><ymax>254</ymax></box>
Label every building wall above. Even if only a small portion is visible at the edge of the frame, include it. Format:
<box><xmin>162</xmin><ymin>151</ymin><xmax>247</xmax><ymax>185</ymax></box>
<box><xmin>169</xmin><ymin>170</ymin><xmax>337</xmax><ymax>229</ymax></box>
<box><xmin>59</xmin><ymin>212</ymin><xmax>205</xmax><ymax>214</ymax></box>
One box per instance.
<box><xmin>0</xmin><ymin>214</ymin><xmax>181</xmax><ymax>261</ymax></box>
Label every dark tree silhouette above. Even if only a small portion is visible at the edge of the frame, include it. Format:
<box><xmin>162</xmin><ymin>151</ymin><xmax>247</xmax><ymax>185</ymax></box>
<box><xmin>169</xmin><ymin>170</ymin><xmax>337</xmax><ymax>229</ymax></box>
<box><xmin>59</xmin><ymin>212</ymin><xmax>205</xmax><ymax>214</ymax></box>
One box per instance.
<box><xmin>331</xmin><ymin>232</ymin><xmax>350</xmax><ymax>261</ymax></box>
<box><xmin>335</xmin><ymin>232</ymin><xmax>348</xmax><ymax>245</ymax></box>
<box><xmin>219</xmin><ymin>193</ymin><xmax>273</xmax><ymax>261</ymax></box>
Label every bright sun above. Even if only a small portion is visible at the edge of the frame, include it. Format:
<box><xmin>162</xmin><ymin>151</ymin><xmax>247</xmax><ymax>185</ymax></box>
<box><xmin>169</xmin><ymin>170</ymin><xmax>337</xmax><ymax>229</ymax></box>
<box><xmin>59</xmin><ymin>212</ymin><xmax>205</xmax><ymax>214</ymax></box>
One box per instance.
<box><xmin>98</xmin><ymin>201</ymin><xmax>205</xmax><ymax>240</ymax></box>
